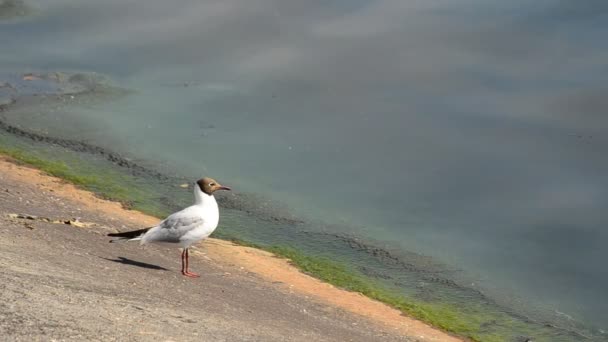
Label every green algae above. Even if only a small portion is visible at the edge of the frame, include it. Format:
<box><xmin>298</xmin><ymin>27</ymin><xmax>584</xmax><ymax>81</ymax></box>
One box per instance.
<box><xmin>218</xmin><ymin>236</ymin><xmax>591</xmax><ymax>342</ymax></box>
<box><xmin>0</xmin><ymin>144</ymin><xmax>172</xmax><ymax>217</ymax></box>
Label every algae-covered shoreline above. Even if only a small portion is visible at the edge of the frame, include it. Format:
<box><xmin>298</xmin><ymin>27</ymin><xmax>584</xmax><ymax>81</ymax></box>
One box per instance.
<box><xmin>0</xmin><ymin>136</ymin><xmax>603</xmax><ymax>341</ymax></box>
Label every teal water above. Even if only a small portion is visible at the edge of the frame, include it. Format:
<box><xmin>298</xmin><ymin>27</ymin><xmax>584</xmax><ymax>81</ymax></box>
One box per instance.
<box><xmin>1</xmin><ymin>1</ymin><xmax>607</xmax><ymax>340</ymax></box>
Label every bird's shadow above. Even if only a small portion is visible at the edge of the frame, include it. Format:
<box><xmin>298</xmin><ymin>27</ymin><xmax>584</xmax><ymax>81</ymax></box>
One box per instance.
<box><xmin>102</xmin><ymin>256</ymin><xmax>168</xmax><ymax>271</ymax></box>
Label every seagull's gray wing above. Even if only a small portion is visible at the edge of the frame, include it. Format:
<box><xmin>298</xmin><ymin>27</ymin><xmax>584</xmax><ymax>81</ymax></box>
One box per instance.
<box><xmin>141</xmin><ymin>212</ymin><xmax>205</xmax><ymax>244</ymax></box>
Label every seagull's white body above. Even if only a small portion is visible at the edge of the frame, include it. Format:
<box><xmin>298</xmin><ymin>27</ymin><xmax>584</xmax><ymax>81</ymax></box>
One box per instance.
<box><xmin>136</xmin><ymin>185</ymin><xmax>220</xmax><ymax>248</ymax></box>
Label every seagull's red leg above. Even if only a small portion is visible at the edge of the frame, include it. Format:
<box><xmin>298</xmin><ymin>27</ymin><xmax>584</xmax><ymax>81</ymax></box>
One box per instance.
<box><xmin>180</xmin><ymin>249</ymin><xmax>187</xmax><ymax>275</ymax></box>
<box><xmin>185</xmin><ymin>248</ymin><xmax>190</xmax><ymax>273</ymax></box>
<box><xmin>182</xmin><ymin>248</ymin><xmax>200</xmax><ymax>278</ymax></box>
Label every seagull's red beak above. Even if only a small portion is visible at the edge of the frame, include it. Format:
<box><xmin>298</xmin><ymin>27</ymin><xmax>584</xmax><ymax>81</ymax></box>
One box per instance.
<box><xmin>219</xmin><ymin>186</ymin><xmax>231</xmax><ymax>191</ymax></box>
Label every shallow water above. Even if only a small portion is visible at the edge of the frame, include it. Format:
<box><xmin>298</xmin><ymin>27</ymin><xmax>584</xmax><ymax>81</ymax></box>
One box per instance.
<box><xmin>1</xmin><ymin>0</ymin><xmax>607</xmax><ymax>339</ymax></box>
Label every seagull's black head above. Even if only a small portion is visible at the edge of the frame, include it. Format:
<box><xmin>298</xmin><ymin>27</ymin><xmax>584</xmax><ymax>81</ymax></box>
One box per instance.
<box><xmin>197</xmin><ymin>177</ymin><xmax>231</xmax><ymax>195</ymax></box>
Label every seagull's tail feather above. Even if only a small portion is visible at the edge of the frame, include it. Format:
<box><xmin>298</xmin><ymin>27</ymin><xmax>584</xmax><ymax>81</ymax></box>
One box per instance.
<box><xmin>108</xmin><ymin>227</ymin><xmax>152</xmax><ymax>243</ymax></box>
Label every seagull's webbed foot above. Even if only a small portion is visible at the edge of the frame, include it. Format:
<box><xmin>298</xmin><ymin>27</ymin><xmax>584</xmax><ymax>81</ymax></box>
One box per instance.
<box><xmin>181</xmin><ymin>271</ymin><xmax>200</xmax><ymax>278</ymax></box>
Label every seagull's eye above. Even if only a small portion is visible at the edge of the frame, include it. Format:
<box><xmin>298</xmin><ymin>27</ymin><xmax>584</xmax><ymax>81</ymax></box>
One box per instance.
<box><xmin>209</xmin><ymin>183</ymin><xmax>215</xmax><ymax>187</ymax></box>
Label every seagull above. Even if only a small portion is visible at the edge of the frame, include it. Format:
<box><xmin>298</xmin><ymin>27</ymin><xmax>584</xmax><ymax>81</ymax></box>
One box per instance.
<box><xmin>108</xmin><ymin>177</ymin><xmax>231</xmax><ymax>277</ymax></box>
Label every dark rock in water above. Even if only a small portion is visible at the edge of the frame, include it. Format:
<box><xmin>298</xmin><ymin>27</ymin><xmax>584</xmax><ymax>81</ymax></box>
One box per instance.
<box><xmin>0</xmin><ymin>0</ymin><xmax>30</xmax><ymax>20</ymax></box>
<box><xmin>66</xmin><ymin>73</ymin><xmax>114</xmax><ymax>92</ymax></box>
<box><xmin>9</xmin><ymin>71</ymin><xmax>123</xmax><ymax>97</ymax></box>
<box><xmin>0</xmin><ymin>71</ymin><xmax>125</xmax><ymax>101</ymax></box>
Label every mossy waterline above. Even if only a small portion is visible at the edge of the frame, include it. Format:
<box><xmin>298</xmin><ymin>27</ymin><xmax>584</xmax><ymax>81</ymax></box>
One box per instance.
<box><xmin>0</xmin><ymin>144</ymin><xmax>175</xmax><ymax>217</ymax></box>
<box><xmin>0</xmin><ymin>136</ymin><xmax>603</xmax><ymax>342</ymax></box>
<box><xmin>219</xmin><ymin>238</ymin><xmax>592</xmax><ymax>342</ymax></box>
